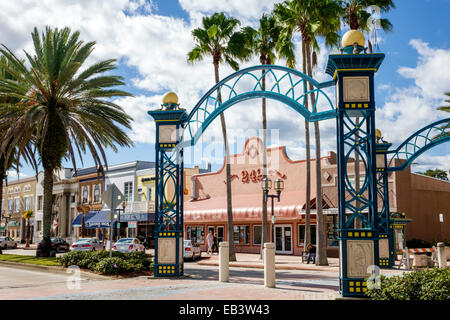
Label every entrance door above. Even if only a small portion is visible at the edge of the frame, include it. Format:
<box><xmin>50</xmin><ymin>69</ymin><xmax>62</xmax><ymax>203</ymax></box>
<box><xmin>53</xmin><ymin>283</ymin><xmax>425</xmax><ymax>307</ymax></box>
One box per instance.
<box><xmin>275</xmin><ymin>225</ymin><xmax>293</xmax><ymax>254</ymax></box>
<box><xmin>216</xmin><ymin>226</ymin><xmax>224</xmax><ymax>243</ymax></box>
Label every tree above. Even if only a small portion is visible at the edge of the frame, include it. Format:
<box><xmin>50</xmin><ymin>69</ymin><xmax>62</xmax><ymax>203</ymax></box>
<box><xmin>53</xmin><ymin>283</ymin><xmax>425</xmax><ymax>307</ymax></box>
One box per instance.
<box><xmin>419</xmin><ymin>169</ymin><xmax>448</xmax><ymax>181</ymax></box>
<box><xmin>187</xmin><ymin>13</ymin><xmax>251</xmax><ymax>261</ymax></box>
<box><xmin>274</xmin><ymin>0</ymin><xmax>342</xmax><ymax>266</ymax></box>
<box><xmin>0</xmin><ymin>27</ymin><xmax>134</xmax><ymax>256</ymax></box>
<box><xmin>242</xmin><ymin>14</ymin><xmax>281</xmax><ymax>258</ymax></box>
<box><xmin>22</xmin><ymin>210</ymin><xmax>33</xmax><ymax>247</ymax></box>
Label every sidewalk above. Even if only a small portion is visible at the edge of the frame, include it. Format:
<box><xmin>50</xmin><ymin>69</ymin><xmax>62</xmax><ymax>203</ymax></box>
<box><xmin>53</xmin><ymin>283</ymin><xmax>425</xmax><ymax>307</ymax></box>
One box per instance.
<box><xmin>197</xmin><ymin>252</ymin><xmax>339</xmax><ymax>272</ymax></box>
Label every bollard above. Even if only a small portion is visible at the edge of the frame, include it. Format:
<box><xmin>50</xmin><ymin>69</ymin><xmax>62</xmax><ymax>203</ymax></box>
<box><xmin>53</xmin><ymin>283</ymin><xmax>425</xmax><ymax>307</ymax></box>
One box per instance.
<box><xmin>219</xmin><ymin>242</ymin><xmax>229</xmax><ymax>282</ymax></box>
<box><xmin>264</xmin><ymin>242</ymin><xmax>276</xmax><ymax>288</ymax></box>
<box><xmin>437</xmin><ymin>242</ymin><xmax>447</xmax><ymax>268</ymax></box>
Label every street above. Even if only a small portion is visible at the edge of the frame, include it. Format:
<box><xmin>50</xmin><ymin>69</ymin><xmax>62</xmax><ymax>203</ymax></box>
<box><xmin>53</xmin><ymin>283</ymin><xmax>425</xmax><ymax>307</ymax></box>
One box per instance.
<box><xmin>0</xmin><ymin>262</ymin><xmax>340</xmax><ymax>300</ymax></box>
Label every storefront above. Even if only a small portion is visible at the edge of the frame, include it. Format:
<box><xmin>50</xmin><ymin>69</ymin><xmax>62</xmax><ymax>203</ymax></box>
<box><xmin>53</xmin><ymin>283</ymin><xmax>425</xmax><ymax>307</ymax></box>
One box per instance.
<box><xmin>184</xmin><ymin>137</ymin><xmax>345</xmax><ymax>257</ymax></box>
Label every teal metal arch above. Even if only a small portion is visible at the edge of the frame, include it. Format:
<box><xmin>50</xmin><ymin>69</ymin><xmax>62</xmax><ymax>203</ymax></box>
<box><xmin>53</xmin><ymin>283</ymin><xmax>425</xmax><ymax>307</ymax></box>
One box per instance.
<box><xmin>386</xmin><ymin>118</ymin><xmax>450</xmax><ymax>172</ymax></box>
<box><xmin>178</xmin><ymin>65</ymin><xmax>336</xmax><ymax>149</ymax></box>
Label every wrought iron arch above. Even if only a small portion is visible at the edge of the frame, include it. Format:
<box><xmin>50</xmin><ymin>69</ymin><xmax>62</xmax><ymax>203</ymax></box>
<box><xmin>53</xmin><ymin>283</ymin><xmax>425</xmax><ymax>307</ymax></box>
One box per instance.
<box><xmin>178</xmin><ymin>65</ymin><xmax>337</xmax><ymax>149</ymax></box>
<box><xmin>386</xmin><ymin>118</ymin><xmax>450</xmax><ymax>172</ymax></box>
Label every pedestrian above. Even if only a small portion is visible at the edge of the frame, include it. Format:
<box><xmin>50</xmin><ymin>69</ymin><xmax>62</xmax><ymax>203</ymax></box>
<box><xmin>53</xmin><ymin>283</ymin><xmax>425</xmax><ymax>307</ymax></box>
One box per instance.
<box><xmin>98</xmin><ymin>230</ymin><xmax>103</xmax><ymax>243</ymax></box>
<box><xmin>306</xmin><ymin>243</ymin><xmax>316</xmax><ymax>264</ymax></box>
<box><xmin>206</xmin><ymin>230</ymin><xmax>214</xmax><ymax>255</ymax></box>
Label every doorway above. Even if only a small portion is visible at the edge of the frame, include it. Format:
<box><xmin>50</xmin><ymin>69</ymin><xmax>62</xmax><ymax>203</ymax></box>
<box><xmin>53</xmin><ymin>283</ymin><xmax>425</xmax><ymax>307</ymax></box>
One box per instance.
<box><xmin>275</xmin><ymin>225</ymin><xmax>293</xmax><ymax>254</ymax></box>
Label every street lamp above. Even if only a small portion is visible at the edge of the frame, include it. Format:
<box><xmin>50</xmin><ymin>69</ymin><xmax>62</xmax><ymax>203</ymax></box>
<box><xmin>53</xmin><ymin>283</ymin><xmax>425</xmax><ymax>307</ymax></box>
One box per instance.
<box><xmin>262</xmin><ymin>178</ymin><xmax>284</xmax><ymax>243</ymax></box>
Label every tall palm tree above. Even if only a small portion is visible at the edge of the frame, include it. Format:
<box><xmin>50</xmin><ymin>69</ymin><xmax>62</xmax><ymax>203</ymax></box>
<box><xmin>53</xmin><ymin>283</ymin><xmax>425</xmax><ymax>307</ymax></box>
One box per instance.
<box><xmin>187</xmin><ymin>12</ymin><xmax>251</xmax><ymax>261</ymax></box>
<box><xmin>242</xmin><ymin>14</ymin><xmax>281</xmax><ymax>259</ymax></box>
<box><xmin>274</xmin><ymin>0</ymin><xmax>342</xmax><ymax>266</ymax></box>
<box><xmin>438</xmin><ymin>92</ymin><xmax>450</xmax><ymax>113</ymax></box>
<box><xmin>0</xmin><ymin>26</ymin><xmax>134</xmax><ymax>256</ymax></box>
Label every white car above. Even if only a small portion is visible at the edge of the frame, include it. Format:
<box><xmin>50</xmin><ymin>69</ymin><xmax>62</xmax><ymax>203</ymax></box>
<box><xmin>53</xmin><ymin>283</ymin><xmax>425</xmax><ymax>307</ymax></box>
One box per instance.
<box><xmin>113</xmin><ymin>238</ymin><xmax>145</xmax><ymax>253</ymax></box>
<box><xmin>184</xmin><ymin>240</ymin><xmax>201</xmax><ymax>261</ymax></box>
<box><xmin>0</xmin><ymin>237</ymin><xmax>17</xmax><ymax>249</ymax></box>
<box><xmin>70</xmin><ymin>238</ymin><xmax>105</xmax><ymax>251</ymax></box>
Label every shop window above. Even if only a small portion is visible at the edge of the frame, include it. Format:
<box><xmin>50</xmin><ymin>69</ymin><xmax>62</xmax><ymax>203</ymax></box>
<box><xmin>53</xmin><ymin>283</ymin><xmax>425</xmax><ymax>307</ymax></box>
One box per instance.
<box><xmin>233</xmin><ymin>226</ymin><xmax>250</xmax><ymax>245</ymax></box>
<box><xmin>93</xmin><ymin>184</ymin><xmax>100</xmax><ymax>203</ymax></box>
<box><xmin>186</xmin><ymin>226</ymin><xmax>204</xmax><ymax>244</ymax></box>
<box><xmin>253</xmin><ymin>225</ymin><xmax>262</xmax><ymax>245</ymax></box>
<box><xmin>298</xmin><ymin>224</ymin><xmax>316</xmax><ymax>246</ymax></box>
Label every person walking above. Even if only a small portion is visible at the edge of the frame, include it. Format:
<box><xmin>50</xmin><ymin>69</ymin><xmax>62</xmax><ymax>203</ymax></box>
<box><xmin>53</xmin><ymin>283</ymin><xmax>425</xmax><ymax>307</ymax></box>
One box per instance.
<box><xmin>206</xmin><ymin>230</ymin><xmax>214</xmax><ymax>255</ymax></box>
<box><xmin>306</xmin><ymin>243</ymin><xmax>316</xmax><ymax>264</ymax></box>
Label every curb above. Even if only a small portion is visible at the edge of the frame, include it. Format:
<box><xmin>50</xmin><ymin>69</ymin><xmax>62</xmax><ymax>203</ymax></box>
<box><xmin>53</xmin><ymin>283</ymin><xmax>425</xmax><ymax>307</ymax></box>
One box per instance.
<box><xmin>196</xmin><ymin>260</ymin><xmax>338</xmax><ymax>272</ymax></box>
<box><xmin>0</xmin><ymin>260</ymin><xmax>110</xmax><ymax>280</ymax></box>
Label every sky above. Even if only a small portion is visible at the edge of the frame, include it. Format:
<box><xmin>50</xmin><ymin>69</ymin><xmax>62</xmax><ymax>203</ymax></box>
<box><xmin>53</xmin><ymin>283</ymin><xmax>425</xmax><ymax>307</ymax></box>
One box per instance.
<box><xmin>1</xmin><ymin>0</ymin><xmax>450</xmax><ymax>179</ymax></box>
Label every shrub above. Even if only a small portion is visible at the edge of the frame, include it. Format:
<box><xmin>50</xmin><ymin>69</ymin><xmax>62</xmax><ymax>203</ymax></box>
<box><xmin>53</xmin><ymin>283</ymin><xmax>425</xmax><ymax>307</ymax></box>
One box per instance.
<box><xmin>56</xmin><ymin>250</ymin><xmax>153</xmax><ymax>274</ymax></box>
<box><xmin>93</xmin><ymin>257</ymin><xmax>132</xmax><ymax>275</ymax></box>
<box><xmin>367</xmin><ymin>268</ymin><xmax>450</xmax><ymax>300</ymax></box>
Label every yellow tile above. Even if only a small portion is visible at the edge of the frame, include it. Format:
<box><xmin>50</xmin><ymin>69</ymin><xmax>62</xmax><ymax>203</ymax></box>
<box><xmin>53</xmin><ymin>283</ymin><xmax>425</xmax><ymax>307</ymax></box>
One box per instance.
<box><xmin>348</xmin><ymin>232</ymin><xmax>353</xmax><ymax>237</ymax></box>
<box><xmin>355</xmin><ymin>232</ymin><xmax>359</xmax><ymax>237</ymax></box>
<box><xmin>364</xmin><ymin>104</ymin><xmax>368</xmax><ymax>108</ymax></box>
<box><xmin>356</xmin><ymin>288</ymin><xmax>361</xmax><ymax>292</ymax></box>
<box><xmin>358</xmin><ymin>104</ymin><xmax>362</xmax><ymax>108</ymax></box>
<box><xmin>363</xmin><ymin>288</ymin><xmax>367</xmax><ymax>292</ymax></box>
<box><xmin>356</xmin><ymin>282</ymin><xmax>361</xmax><ymax>286</ymax></box>
<box><xmin>352</xmin><ymin>104</ymin><xmax>356</xmax><ymax>108</ymax></box>
<box><xmin>363</xmin><ymin>282</ymin><xmax>367</xmax><ymax>286</ymax></box>
<box><xmin>349</xmin><ymin>288</ymin><xmax>354</xmax><ymax>292</ymax></box>
<box><xmin>361</xmin><ymin>232</ymin><xmax>366</xmax><ymax>237</ymax></box>
<box><xmin>349</xmin><ymin>281</ymin><xmax>354</xmax><ymax>286</ymax></box>
<box><xmin>368</xmin><ymin>232</ymin><xmax>372</xmax><ymax>237</ymax></box>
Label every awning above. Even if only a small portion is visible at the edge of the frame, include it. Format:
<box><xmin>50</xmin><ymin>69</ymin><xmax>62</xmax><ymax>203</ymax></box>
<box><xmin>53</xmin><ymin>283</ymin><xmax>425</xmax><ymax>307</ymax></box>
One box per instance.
<box><xmin>72</xmin><ymin>211</ymin><xmax>97</xmax><ymax>227</ymax></box>
<box><xmin>120</xmin><ymin>212</ymin><xmax>154</xmax><ymax>222</ymax></box>
<box><xmin>85</xmin><ymin>210</ymin><xmax>112</xmax><ymax>229</ymax></box>
<box><xmin>184</xmin><ymin>191</ymin><xmax>306</xmax><ymax>222</ymax></box>
<box><xmin>7</xmin><ymin>221</ymin><xmax>20</xmax><ymax>227</ymax></box>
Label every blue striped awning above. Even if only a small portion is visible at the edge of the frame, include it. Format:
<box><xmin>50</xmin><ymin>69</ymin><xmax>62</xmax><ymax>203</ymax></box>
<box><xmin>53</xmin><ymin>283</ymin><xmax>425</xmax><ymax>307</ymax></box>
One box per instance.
<box><xmin>71</xmin><ymin>211</ymin><xmax>97</xmax><ymax>228</ymax></box>
<box><xmin>84</xmin><ymin>210</ymin><xmax>112</xmax><ymax>229</ymax></box>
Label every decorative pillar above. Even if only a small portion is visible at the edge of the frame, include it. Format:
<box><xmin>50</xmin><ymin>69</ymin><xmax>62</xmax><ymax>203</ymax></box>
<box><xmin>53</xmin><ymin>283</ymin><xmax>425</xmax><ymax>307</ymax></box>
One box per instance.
<box><xmin>148</xmin><ymin>92</ymin><xmax>187</xmax><ymax>277</ymax></box>
<box><xmin>375</xmin><ymin>141</ymin><xmax>395</xmax><ymax>268</ymax></box>
<box><xmin>326</xmin><ymin>29</ymin><xmax>385</xmax><ymax>297</ymax></box>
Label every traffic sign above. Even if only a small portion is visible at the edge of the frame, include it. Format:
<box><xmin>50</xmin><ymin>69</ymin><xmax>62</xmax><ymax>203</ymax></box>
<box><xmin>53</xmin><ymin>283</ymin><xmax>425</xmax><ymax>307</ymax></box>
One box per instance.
<box><xmin>102</xmin><ymin>184</ymin><xmax>124</xmax><ymax>210</ymax></box>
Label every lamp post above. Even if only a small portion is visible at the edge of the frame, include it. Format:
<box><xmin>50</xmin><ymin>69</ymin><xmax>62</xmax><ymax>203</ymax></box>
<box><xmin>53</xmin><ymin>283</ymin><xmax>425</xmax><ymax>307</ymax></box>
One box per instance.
<box><xmin>2</xmin><ymin>212</ymin><xmax>11</xmax><ymax>237</ymax></box>
<box><xmin>262</xmin><ymin>178</ymin><xmax>284</xmax><ymax>243</ymax></box>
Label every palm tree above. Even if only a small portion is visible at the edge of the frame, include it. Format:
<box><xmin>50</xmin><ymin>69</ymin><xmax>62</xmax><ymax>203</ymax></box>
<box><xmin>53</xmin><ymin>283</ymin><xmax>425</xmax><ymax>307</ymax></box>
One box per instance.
<box><xmin>242</xmin><ymin>14</ymin><xmax>281</xmax><ymax>258</ymax></box>
<box><xmin>187</xmin><ymin>13</ymin><xmax>251</xmax><ymax>261</ymax></box>
<box><xmin>23</xmin><ymin>210</ymin><xmax>33</xmax><ymax>248</ymax></box>
<box><xmin>438</xmin><ymin>92</ymin><xmax>450</xmax><ymax>113</ymax></box>
<box><xmin>274</xmin><ymin>0</ymin><xmax>342</xmax><ymax>266</ymax></box>
<box><xmin>0</xmin><ymin>26</ymin><xmax>134</xmax><ymax>256</ymax></box>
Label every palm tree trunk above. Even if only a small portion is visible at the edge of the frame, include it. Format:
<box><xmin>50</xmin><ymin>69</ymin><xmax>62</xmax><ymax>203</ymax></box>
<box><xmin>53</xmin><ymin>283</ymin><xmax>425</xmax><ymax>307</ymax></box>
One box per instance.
<box><xmin>41</xmin><ymin>166</ymin><xmax>54</xmax><ymax>256</ymax></box>
<box><xmin>26</xmin><ymin>218</ymin><xmax>30</xmax><ymax>247</ymax></box>
<box><xmin>302</xmin><ymin>41</ymin><xmax>312</xmax><ymax>250</ymax></box>
<box><xmin>0</xmin><ymin>174</ymin><xmax>4</xmax><ymax>235</ymax></box>
<box><xmin>306</xmin><ymin>41</ymin><xmax>328</xmax><ymax>266</ymax></box>
<box><xmin>214</xmin><ymin>61</ymin><xmax>236</xmax><ymax>261</ymax></box>
<box><xmin>260</xmin><ymin>68</ymin><xmax>268</xmax><ymax>260</ymax></box>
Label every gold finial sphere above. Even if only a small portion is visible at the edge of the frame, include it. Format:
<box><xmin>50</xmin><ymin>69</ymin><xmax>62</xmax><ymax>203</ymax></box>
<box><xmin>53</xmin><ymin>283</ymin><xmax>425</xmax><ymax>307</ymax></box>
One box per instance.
<box><xmin>342</xmin><ymin>30</ymin><xmax>365</xmax><ymax>48</ymax></box>
<box><xmin>162</xmin><ymin>92</ymin><xmax>179</xmax><ymax>105</ymax></box>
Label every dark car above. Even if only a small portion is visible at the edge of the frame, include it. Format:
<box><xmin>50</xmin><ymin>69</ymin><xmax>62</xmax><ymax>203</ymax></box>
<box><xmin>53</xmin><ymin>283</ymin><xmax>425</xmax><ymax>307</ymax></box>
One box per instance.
<box><xmin>36</xmin><ymin>238</ymin><xmax>70</xmax><ymax>256</ymax></box>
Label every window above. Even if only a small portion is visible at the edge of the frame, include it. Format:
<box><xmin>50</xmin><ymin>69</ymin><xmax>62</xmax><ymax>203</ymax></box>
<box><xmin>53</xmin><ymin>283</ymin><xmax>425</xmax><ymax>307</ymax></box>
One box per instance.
<box><xmin>253</xmin><ymin>225</ymin><xmax>262</xmax><ymax>245</ymax></box>
<box><xmin>137</xmin><ymin>187</ymin><xmax>142</xmax><ymax>201</ymax></box>
<box><xmin>186</xmin><ymin>226</ymin><xmax>204</xmax><ymax>244</ymax></box>
<box><xmin>93</xmin><ymin>184</ymin><xmax>100</xmax><ymax>203</ymax></box>
<box><xmin>24</xmin><ymin>197</ymin><xmax>32</xmax><ymax>211</ymax></box>
<box><xmin>298</xmin><ymin>224</ymin><xmax>316</xmax><ymax>246</ymax></box>
<box><xmin>24</xmin><ymin>184</ymin><xmax>31</xmax><ymax>192</ymax></box>
<box><xmin>8</xmin><ymin>199</ymin><xmax>13</xmax><ymax>212</ymax></box>
<box><xmin>82</xmin><ymin>186</ymin><xmax>89</xmax><ymax>204</ymax></box>
<box><xmin>233</xmin><ymin>226</ymin><xmax>250</xmax><ymax>245</ymax></box>
<box><xmin>14</xmin><ymin>198</ymin><xmax>20</xmax><ymax>212</ymax></box>
<box><xmin>124</xmin><ymin>182</ymin><xmax>133</xmax><ymax>202</ymax></box>
<box><xmin>147</xmin><ymin>186</ymin><xmax>152</xmax><ymax>201</ymax></box>
<box><xmin>37</xmin><ymin>221</ymin><xmax>42</xmax><ymax>231</ymax></box>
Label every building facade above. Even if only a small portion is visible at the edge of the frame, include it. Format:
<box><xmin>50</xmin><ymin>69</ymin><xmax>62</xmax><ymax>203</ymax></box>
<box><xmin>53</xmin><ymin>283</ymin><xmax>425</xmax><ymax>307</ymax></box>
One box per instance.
<box><xmin>1</xmin><ymin>176</ymin><xmax>37</xmax><ymax>242</ymax></box>
<box><xmin>184</xmin><ymin>137</ymin><xmax>449</xmax><ymax>256</ymax></box>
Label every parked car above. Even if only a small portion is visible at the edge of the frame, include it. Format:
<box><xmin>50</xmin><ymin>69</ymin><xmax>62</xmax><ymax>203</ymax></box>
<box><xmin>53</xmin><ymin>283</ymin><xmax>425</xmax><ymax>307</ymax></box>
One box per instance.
<box><xmin>184</xmin><ymin>240</ymin><xmax>201</xmax><ymax>261</ymax></box>
<box><xmin>0</xmin><ymin>237</ymin><xmax>17</xmax><ymax>249</ymax></box>
<box><xmin>50</xmin><ymin>238</ymin><xmax>70</xmax><ymax>253</ymax></box>
<box><xmin>113</xmin><ymin>238</ymin><xmax>145</xmax><ymax>253</ymax></box>
<box><xmin>70</xmin><ymin>238</ymin><xmax>105</xmax><ymax>251</ymax></box>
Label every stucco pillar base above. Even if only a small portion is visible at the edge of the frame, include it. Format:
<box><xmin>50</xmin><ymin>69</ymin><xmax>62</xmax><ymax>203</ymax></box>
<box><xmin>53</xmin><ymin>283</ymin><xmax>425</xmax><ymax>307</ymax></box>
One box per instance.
<box><xmin>264</xmin><ymin>242</ymin><xmax>275</xmax><ymax>288</ymax></box>
<box><xmin>219</xmin><ymin>242</ymin><xmax>229</xmax><ymax>282</ymax></box>
<box><xmin>437</xmin><ymin>242</ymin><xmax>447</xmax><ymax>268</ymax></box>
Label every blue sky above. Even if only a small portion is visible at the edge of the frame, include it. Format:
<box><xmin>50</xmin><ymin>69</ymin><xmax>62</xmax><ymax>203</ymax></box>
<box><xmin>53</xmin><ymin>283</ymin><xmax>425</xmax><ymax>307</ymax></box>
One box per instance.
<box><xmin>1</xmin><ymin>0</ymin><xmax>449</xmax><ymax>179</ymax></box>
